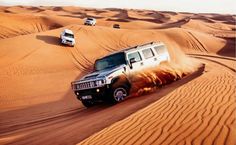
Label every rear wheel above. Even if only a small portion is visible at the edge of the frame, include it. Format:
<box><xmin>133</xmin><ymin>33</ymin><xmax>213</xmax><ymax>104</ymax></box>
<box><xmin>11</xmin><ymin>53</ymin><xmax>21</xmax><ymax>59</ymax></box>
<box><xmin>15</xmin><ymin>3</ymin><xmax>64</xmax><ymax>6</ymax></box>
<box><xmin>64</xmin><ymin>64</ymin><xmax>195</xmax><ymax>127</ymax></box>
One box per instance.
<box><xmin>81</xmin><ymin>100</ymin><xmax>94</xmax><ymax>108</ymax></box>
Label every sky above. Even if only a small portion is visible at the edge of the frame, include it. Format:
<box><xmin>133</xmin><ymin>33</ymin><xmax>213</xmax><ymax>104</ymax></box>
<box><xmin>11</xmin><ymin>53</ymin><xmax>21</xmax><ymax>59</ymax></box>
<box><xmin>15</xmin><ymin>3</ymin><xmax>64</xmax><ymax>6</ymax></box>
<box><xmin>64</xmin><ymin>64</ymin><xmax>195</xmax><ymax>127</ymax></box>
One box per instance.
<box><xmin>0</xmin><ymin>0</ymin><xmax>235</xmax><ymax>14</ymax></box>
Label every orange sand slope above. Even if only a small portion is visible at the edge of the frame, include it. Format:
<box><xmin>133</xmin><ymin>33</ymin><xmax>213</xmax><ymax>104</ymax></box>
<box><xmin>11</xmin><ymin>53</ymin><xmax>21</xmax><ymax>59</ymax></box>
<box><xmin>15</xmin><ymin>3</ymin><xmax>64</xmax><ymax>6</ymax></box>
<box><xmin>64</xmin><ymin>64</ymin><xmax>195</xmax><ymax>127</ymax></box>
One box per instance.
<box><xmin>79</xmin><ymin>59</ymin><xmax>235</xmax><ymax>145</ymax></box>
<box><xmin>0</xmin><ymin>6</ymin><xmax>235</xmax><ymax>145</ymax></box>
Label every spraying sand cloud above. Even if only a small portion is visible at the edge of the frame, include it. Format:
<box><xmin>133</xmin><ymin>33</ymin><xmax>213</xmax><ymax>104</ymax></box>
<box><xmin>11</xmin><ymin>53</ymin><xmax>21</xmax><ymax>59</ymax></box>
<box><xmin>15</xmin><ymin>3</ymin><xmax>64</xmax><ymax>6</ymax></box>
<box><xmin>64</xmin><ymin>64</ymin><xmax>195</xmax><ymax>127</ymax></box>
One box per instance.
<box><xmin>130</xmin><ymin>48</ymin><xmax>202</xmax><ymax>96</ymax></box>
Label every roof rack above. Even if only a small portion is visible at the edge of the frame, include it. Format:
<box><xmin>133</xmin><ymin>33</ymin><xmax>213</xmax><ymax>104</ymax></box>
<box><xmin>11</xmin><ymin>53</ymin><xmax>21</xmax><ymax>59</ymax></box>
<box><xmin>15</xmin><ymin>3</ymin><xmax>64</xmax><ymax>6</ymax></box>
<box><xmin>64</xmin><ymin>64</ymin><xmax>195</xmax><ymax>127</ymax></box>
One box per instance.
<box><xmin>134</xmin><ymin>41</ymin><xmax>156</xmax><ymax>48</ymax></box>
<box><xmin>98</xmin><ymin>41</ymin><xmax>163</xmax><ymax>59</ymax></box>
<box><xmin>129</xmin><ymin>41</ymin><xmax>161</xmax><ymax>50</ymax></box>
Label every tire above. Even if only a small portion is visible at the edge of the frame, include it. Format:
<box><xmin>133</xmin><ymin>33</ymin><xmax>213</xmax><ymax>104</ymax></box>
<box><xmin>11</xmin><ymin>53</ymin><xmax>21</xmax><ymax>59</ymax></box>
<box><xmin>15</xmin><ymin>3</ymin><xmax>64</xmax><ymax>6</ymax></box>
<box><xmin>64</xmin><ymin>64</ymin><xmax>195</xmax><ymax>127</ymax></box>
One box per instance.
<box><xmin>81</xmin><ymin>100</ymin><xmax>94</xmax><ymax>108</ymax></box>
<box><xmin>109</xmin><ymin>85</ymin><xmax>129</xmax><ymax>104</ymax></box>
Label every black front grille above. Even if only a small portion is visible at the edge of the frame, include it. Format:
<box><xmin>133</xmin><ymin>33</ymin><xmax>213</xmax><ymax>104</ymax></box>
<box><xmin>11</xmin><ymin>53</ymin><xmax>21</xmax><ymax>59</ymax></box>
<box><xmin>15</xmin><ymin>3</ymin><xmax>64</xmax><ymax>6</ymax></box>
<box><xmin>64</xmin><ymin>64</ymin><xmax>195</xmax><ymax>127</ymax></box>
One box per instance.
<box><xmin>76</xmin><ymin>81</ymin><xmax>96</xmax><ymax>90</ymax></box>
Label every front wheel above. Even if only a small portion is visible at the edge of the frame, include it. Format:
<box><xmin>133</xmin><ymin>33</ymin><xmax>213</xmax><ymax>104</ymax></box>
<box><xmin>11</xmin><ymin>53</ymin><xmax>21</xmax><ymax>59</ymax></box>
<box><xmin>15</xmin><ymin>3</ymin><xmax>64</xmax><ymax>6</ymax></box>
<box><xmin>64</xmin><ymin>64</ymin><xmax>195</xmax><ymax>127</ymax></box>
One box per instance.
<box><xmin>109</xmin><ymin>85</ymin><xmax>129</xmax><ymax>104</ymax></box>
<box><xmin>81</xmin><ymin>100</ymin><xmax>94</xmax><ymax>108</ymax></box>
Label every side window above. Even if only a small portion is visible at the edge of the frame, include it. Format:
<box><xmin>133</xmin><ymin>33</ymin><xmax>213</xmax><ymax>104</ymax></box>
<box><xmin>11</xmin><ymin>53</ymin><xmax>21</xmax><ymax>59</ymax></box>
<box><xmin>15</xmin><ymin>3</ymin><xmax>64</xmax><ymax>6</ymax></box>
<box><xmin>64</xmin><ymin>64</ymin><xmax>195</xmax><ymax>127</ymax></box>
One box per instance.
<box><xmin>142</xmin><ymin>48</ymin><xmax>154</xmax><ymax>59</ymax></box>
<box><xmin>128</xmin><ymin>52</ymin><xmax>142</xmax><ymax>62</ymax></box>
<box><xmin>154</xmin><ymin>45</ymin><xmax>167</xmax><ymax>55</ymax></box>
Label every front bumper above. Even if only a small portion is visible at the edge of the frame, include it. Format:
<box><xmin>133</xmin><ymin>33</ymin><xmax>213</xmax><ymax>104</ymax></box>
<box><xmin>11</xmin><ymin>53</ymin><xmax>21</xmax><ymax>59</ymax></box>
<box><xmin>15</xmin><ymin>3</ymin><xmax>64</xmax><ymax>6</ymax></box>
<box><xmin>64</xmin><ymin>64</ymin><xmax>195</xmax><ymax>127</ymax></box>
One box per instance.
<box><xmin>74</xmin><ymin>85</ymin><xmax>110</xmax><ymax>101</ymax></box>
<box><xmin>61</xmin><ymin>39</ymin><xmax>75</xmax><ymax>46</ymax></box>
<box><xmin>84</xmin><ymin>21</ymin><xmax>94</xmax><ymax>25</ymax></box>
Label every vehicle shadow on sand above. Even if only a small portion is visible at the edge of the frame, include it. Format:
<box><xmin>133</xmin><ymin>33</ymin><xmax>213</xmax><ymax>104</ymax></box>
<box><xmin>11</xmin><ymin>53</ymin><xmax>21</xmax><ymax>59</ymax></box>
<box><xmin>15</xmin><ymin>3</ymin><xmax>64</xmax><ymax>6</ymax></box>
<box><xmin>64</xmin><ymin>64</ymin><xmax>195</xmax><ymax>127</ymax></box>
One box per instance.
<box><xmin>36</xmin><ymin>35</ymin><xmax>61</xmax><ymax>46</ymax></box>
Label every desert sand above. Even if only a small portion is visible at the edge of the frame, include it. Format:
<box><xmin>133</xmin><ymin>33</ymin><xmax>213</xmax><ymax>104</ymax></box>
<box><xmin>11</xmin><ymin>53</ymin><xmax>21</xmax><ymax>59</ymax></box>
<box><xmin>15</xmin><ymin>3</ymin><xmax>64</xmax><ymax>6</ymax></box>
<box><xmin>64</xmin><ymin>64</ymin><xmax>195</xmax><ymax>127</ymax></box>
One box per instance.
<box><xmin>0</xmin><ymin>6</ymin><xmax>235</xmax><ymax>145</ymax></box>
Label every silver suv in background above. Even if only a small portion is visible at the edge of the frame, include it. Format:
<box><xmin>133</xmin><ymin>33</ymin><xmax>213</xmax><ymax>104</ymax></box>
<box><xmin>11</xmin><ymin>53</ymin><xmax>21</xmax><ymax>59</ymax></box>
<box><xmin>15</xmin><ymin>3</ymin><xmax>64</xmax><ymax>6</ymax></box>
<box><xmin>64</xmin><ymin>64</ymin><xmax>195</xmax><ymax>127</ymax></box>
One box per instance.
<box><xmin>71</xmin><ymin>42</ymin><xmax>170</xmax><ymax>107</ymax></box>
<box><xmin>60</xmin><ymin>29</ymin><xmax>75</xmax><ymax>46</ymax></box>
<box><xmin>84</xmin><ymin>17</ymin><xmax>96</xmax><ymax>26</ymax></box>
<box><xmin>113</xmin><ymin>24</ymin><xmax>120</xmax><ymax>29</ymax></box>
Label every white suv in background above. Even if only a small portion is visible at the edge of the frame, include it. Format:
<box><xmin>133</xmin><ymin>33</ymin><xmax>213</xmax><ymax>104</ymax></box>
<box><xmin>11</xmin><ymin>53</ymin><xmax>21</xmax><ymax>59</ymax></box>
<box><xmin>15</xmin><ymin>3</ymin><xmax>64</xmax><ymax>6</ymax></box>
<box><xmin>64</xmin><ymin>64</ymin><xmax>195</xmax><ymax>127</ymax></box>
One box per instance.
<box><xmin>60</xmin><ymin>29</ymin><xmax>75</xmax><ymax>46</ymax></box>
<box><xmin>84</xmin><ymin>17</ymin><xmax>96</xmax><ymax>26</ymax></box>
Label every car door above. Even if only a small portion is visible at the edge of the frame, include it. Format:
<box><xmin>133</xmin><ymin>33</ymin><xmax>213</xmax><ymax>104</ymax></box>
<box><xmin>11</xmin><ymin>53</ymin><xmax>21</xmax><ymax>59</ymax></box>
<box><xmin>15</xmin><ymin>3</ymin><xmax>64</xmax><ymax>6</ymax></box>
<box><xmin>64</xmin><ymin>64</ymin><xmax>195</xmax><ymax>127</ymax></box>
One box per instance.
<box><xmin>140</xmin><ymin>48</ymin><xmax>157</xmax><ymax>69</ymax></box>
<box><xmin>126</xmin><ymin>51</ymin><xmax>144</xmax><ymax>74</ymax></box>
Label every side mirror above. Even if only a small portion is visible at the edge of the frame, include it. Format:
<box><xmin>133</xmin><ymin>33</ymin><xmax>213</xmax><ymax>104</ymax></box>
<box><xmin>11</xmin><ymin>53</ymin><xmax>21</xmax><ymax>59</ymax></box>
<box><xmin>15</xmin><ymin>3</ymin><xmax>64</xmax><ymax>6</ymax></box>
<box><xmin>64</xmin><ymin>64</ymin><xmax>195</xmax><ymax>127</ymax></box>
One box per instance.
<box><xmin>94</xmin><ymin>61</ymin><xmax>97</xmax><ymax>71</ymax></box>
<box><xmin>129</xmin><ymin>58</ymin><xmax>136</xmax><ymax>69</ymax></box>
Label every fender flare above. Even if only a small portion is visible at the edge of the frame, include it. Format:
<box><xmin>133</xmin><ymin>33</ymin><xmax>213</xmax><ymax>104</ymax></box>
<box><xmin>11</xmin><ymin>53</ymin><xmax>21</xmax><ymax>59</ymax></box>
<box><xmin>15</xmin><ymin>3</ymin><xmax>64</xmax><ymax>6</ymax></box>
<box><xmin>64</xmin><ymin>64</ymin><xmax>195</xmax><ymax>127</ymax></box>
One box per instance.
<box><xmin>111</xmin><ymin>75</ymin><xmax>131</xmax><ymax>89</ymax></box>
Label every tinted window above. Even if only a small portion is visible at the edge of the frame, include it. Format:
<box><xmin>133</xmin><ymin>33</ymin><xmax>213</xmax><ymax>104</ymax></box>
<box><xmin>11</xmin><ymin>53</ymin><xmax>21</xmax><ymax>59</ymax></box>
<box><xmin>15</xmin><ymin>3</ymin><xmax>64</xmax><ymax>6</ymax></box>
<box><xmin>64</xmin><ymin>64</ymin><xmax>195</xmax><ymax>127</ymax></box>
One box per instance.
<box><xmin>154</xmin><ymin>45</ymin><xmax>167</xmax><ymax>54</ymax></box>
<box><xmin>128</xmin><ymin>52</ymin><xmax>142</xmax><ymax>62</ymax></box>
<box><xmin>64</xmin><ymin>33</ymin><xmax>74</xmax><ymax>38</ymax></box>
<box><xmin>95</xmin><ymin>52</ymin><xmax>126</xmax><ymax>71</ymax></box>
<box><xmin>142</xmin><ymin>48</ymin><xmax>154</xmax><ymax>59</ymax></box>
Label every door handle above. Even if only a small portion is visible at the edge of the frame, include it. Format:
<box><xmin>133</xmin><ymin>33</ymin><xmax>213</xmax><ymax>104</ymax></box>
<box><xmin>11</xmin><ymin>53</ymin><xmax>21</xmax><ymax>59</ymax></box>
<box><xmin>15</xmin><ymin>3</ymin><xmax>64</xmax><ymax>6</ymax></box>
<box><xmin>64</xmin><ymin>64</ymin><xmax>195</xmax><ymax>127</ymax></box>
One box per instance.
<box><xmin>140</xmin><ymin>62</ymin><xmax>143</xmax><ymax>65</ymax></box>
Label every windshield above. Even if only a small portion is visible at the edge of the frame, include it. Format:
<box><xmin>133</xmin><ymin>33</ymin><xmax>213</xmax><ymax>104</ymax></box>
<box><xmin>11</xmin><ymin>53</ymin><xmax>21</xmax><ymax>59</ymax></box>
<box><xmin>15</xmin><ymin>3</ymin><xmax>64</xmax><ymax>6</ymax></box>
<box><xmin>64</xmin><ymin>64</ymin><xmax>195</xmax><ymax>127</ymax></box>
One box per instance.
<box><xmin>64</xmin><ymin>33</ymin><xmax>74</xmax><ymax>38</ymax></box>
<box><xmin>87</xmin><ymin>18</ymin><xmax>94</xmax><ymax>21</ymax></box>
<box><xmin>95</xmin><ymin>52</ymin><xmax>126</xmax><ymax>71</ymax></box>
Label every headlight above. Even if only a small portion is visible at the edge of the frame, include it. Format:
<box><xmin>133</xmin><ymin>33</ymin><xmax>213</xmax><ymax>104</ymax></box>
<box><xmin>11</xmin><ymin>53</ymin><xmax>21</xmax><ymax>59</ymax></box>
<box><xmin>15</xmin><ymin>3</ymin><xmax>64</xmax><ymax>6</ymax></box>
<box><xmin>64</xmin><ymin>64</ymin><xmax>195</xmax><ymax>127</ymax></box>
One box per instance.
<box><xmin>95</xmin><ymin>80</ymin><xmax>104</xmax><ymax>86</ymax></box>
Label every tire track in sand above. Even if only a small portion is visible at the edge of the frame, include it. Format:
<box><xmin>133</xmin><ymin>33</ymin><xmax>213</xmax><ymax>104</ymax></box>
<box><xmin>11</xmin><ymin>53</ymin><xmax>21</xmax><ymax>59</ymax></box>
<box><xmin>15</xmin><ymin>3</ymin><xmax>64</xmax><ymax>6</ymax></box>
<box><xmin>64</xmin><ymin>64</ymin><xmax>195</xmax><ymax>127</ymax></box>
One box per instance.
<box><xmin>66</xmin><ymin>27</ymin><xmax>94</xmax><ymax>72</ymax></box>
<box><xmin>188</xmin><ymin>54</ymin><xmax>236</xmax><ymax>73</ymax></box>
<box><xmin>184</xmin><ymin>30</ymin><xmax>208</xmax><ymax>53</ymax></box>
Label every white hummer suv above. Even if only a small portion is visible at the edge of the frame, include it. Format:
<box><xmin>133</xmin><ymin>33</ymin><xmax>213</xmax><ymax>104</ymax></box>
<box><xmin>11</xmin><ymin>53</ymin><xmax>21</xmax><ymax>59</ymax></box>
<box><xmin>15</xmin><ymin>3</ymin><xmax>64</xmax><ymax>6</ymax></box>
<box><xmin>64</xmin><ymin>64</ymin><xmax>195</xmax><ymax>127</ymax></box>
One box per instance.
<box><xmin>84</xmin><ymin>17</ymin><xmax>96</xmax><ymax>26</ymax></box>
<box><xmin>60</xmin><ymin>29</ymin><xmax>75</xmax><ymax>46</ymax></box>
<box><xmin>71</xmin><ymin>42</ymin><xmax>170</xmax><ymax>107</ymax></box>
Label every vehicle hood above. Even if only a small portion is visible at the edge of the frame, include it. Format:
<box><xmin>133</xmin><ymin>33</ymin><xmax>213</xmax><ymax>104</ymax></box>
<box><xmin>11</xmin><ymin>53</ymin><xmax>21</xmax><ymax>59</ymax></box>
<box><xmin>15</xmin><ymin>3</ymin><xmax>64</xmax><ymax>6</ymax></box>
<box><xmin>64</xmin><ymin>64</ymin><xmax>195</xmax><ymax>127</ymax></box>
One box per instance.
<box><xmin>81</xmin><ymin>65</ymin><xmax>125</xmax><ymax>81</ymax></box>
<box><xmin>85</xmin><ymin>20</ymin><xmax>94</xmax><ymax>23</ymax></box>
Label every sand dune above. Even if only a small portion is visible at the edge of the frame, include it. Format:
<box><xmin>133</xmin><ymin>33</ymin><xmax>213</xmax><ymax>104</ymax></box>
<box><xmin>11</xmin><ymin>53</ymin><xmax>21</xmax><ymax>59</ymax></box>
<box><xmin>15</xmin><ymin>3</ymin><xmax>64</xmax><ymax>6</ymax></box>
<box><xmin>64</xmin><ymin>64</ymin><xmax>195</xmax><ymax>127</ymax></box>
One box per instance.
<box><xmin>0</xmin><ymin>13</ymin><xmax>64</xmax><ymax>39</ymax></box>
<box><xmin>0</xmin><ymin>6</ymin><xmax>235</xmax><ymax>145</ymax></box>
<box><xmin>80</xmin><ymin>58</ymin><xmax>235</xmax><ymax>145</ymax></box>
<box><xmin>0</xmin><ymin>25</ymin><xmax>201</xmax><ymax>109</ymax></box>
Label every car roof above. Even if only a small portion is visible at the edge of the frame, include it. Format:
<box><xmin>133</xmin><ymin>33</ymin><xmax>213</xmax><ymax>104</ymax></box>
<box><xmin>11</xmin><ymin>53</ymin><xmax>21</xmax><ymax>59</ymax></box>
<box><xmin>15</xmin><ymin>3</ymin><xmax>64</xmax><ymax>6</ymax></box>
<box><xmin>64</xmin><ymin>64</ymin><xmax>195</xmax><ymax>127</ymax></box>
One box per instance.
<box><xmin>123</xmin><ymin>41</ymin><xmax>164</xmax><ymax>53</ymax></box>
<box><xmin>63</xmin><ymin>29</ymin><xmax>74</xmax><ymax>34</ymax></box>
<box><xmin>87</xmin><ymin>17</ymin><xmax>96</xmax><ymax>20</ymax></box>
<box><xmin>97</xmin><ymin>42</ymin><xmax>165</xmax><ymax>60</ymax></box>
